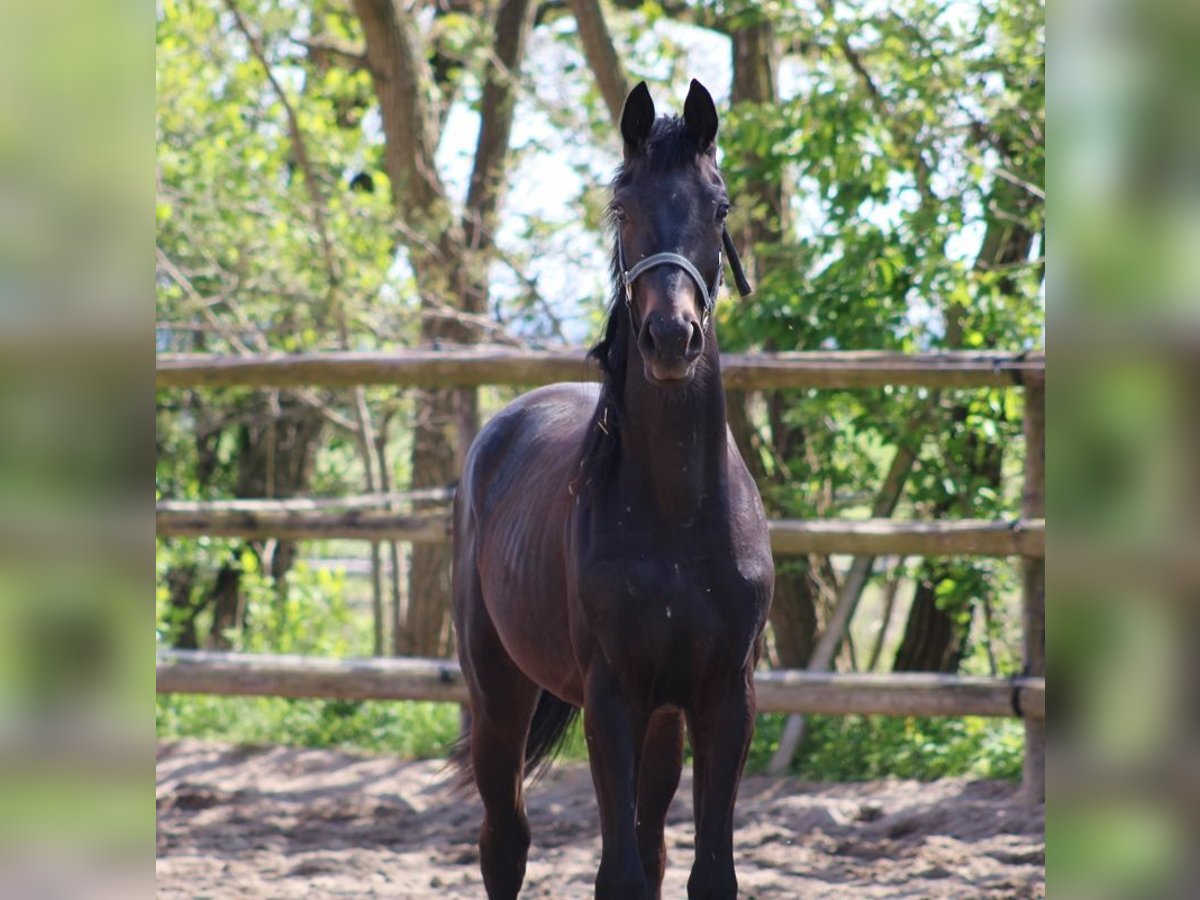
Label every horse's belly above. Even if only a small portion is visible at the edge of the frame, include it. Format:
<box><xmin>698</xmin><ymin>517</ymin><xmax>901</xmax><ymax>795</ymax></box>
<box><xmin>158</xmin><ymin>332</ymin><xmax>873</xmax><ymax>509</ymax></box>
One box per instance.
<box><xmin>477</xmin><ymin>512</ymin><xmax>583</xmax><ymax>703</ymax></box>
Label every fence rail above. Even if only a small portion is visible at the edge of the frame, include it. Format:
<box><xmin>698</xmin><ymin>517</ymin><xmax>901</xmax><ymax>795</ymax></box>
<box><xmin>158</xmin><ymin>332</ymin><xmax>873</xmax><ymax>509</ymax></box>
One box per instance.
<box><xmin>156</xmin><ymin>650</ymin><xmax>1045</xmax><ymax>721</ymax></box>
<box><xmin>156</xmin><ymin>348</ymin><xmax>1045</xmax><ymax>390</ymax></box>
<box><xmin>155</xmin><ymin>506</ymin><xmax>1045</xmax><ymax>558</ymax></box>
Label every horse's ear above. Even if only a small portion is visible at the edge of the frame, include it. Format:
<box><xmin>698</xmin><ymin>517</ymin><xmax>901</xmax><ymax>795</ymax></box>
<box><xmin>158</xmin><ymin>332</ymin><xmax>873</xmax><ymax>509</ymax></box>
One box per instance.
<box><xmin>620</xmin><ymin>81</ymin><xmax>656</xmax><ymax>159</ymax></box>
<box><xmin>683</xmin><ymin>79</ymin><xmax>718</xmax><ymax>155</ymax></box>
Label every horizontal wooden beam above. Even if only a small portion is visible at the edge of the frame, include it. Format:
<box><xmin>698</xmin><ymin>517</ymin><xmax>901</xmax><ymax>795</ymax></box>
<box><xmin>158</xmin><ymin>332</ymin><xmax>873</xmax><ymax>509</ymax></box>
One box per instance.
<box><xmin>156</xmin><ymin>489</ymin><xmax>455</xmax><ymax>515</ymax></box>
<box><xmin>155</xmin><ymin>507</ymin><xmax>1044</xmax><ymax>558</ymax></box>
<box><xmin>156</xmin><ymin>348</ymin><xmax>1044</xmax><ymax>390</ymax></box>
<box><xmin>156</xmin><ymin>651</ymin><xmax>467</xmax><ymax>705</ymax></box>
<box><xmin>754</xmin><ymin>669</ymin><xmax>1044</xmax><ymax>720</ymax></box>
<box><xmin>155</xmin><ymin>650</ymin><xmax>1044</xmax><ymax>720</ymax></box>
<box><xmin>155</xmin><ymin>508</ymin><xmax>451</xmax><ymax>543</ymax></box>
<box><xmin>768</xmin><ymin>518</ymin><xmax>1045</xmax><ymax>557</ymax></box>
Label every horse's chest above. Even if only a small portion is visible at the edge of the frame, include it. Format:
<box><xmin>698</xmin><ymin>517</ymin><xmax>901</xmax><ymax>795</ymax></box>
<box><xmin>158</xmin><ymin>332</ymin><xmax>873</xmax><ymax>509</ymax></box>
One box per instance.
<box><xmin>577</xmin><ymin>552</ymin><xmax>766</xmax><ymax>676</ymax></box>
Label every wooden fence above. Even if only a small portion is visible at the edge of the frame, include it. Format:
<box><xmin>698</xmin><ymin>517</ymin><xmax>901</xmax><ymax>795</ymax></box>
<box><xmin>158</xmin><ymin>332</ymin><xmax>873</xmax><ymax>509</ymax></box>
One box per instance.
<box><xmin>156</xmin><ymin>347</ymin><xmax>1043</xmax><ymax>390</ymax></box>
<box><xmin>155</xmin><ymin>347</ymin><xmax>1046</xmax><ymax>800</ymax></box>
<box><xmin>155</xmin><ymin>505</ymin><xmax>1045</xmax><ymax>557</ymax></box>
<box><xmin>156</xmin><ymin>649</ymin><xmax>1044</xmax><ymax>720</ymax></box>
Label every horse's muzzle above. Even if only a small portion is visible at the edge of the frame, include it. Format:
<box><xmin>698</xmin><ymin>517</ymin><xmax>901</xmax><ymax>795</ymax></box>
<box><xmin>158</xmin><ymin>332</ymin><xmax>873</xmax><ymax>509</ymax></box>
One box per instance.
<box><xmin>638</xmin><ymin>312</ymin><xmax>704</xmax><ymax>383</ymax></box>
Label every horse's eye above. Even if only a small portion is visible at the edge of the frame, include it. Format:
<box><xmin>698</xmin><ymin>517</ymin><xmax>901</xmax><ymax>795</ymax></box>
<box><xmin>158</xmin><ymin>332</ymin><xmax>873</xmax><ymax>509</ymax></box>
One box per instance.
<box><xmin>715</xmin><ymin>202</ymin><xmax>731</xmax><ymax>222</ymax></box>
<box><xmin>613</xmin><ymin>206</ymin><xmax>628</xmax><ymax>225</ymax></box>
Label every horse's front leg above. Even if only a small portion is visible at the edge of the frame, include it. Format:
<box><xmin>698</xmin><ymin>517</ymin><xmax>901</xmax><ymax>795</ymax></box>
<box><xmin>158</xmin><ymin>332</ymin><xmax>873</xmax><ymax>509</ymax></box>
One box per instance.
<box><xmin>584</xmin><ymin>665</ymin><xmax>650</xmax><ymax>899</ymax></box>
<box><xmin>686</xmin><ymin>671</ymin><xmax>755</xmax><ymax>900</ymax></box>
<box><xmin>636</xmin><ymin>707</ymin><xmax>685</xmax><ymax>896</ymax></box>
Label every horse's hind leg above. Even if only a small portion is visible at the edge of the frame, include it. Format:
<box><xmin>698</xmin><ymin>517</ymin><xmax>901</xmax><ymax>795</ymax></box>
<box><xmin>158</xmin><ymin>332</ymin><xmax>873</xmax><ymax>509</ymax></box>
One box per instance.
<box><xmin>635</xmin><ymin>707</ymin><xmax>685</xmax><ymax>897</ymax></box>
<box><xmin>456</xmin><ymin>567</ymin><xmax>540</xmax><ymax>899</ymax></box>
<box><xmin>468</xmin><ymin>671</ymin><xmax>539</xmax><ymax>899</ymax></box>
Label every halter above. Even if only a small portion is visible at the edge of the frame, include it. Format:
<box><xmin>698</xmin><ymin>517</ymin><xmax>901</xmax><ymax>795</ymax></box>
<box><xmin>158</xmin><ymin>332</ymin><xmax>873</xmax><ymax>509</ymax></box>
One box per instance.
<box><xmin>617</xmin><ymin>226</ymin><xmax>753</xmax><ymax>329</ymax></box>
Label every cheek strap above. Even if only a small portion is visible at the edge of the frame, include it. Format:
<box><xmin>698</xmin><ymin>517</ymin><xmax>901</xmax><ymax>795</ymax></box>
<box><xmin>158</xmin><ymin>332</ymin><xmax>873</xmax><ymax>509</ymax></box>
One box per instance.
<box><xmin>721</xmin><ymin>226</ymin><xmax>754</xmax><ymax>298</ymax></box>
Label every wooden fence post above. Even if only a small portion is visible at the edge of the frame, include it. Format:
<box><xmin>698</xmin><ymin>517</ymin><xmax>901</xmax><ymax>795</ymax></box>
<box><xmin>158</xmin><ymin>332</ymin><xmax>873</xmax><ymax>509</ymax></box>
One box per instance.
<box><xmin>1022</xmin><ymin>377</ymin><xmax>1046</xmax><ymax>803</ymax></box>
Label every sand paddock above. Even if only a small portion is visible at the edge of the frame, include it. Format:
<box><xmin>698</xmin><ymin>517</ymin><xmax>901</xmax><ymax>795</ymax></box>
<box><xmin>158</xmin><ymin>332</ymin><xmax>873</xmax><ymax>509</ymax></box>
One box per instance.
<box><xmin>157</xmin><ymin>740</ymin><xmax>1043</xmax><ymax>898</ymax></box>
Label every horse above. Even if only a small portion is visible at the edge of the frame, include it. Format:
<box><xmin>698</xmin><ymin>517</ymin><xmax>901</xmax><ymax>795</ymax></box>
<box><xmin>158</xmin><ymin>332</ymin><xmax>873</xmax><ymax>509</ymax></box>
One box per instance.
<box><xmin>452</xmin><ymin>79</ymin><xmax>774</xmax><ymax>900</ymax></box>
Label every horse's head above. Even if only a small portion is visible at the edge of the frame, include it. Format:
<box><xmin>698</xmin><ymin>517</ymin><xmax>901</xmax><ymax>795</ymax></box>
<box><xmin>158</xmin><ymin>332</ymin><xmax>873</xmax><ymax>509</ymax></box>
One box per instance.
<box><xmin>612</xmin><ymin>80</ymin><xmax>741</xmax><ymax>386</ymax></box>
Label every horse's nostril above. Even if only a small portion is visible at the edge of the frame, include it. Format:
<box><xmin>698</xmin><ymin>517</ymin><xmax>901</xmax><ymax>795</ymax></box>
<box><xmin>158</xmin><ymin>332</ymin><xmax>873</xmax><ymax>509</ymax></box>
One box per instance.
<box><xmin>685</xmin><ymin>321</ymin><xmax>703</xmax><ymax>360</ymax></box>
<box><xmin>639</xmin><ymin>322</ymin><xmax>657</xmax><ymax>356</ymax></box>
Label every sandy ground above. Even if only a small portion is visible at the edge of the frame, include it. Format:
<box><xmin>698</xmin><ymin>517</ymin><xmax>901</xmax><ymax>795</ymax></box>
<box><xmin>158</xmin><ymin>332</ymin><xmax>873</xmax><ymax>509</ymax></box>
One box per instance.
<box><xmin>156</xmin><ymin>740</ymin><xmax>1044</xmax><ymax>898</ymax></box>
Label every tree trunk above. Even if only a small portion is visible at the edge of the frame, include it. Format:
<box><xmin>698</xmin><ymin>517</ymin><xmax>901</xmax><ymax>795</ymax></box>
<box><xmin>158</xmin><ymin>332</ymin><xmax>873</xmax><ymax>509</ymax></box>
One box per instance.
<box><xmin>404</xmin><ymin>389</ymin><xmax>460</xmax><ymax>656</ymax></box>
<box><xmin>892</xmin><ymin>568</ymin><xmax>967</xmax><ymax>673</ymax></box>
<box><xmin>726</xmin><ymin>19</ymin><xmax>826</xmax><ymax>671</ymax></box>
<box><xmin>353</xmin><ymin>0</ymin><xmax>535</xmax><ymax>658</ymax></box>
<box><xmin>209</xmin><ymin>564</ymin><xmax>242</xmax><ymax>651</ymax></box>
<box><xmin>166</xmin><ymin>562</ymin><xmax>200</xmax><ymax>650</ymax></box>
<box><xmin>769</xmin><ymin>560</ymin><xmax>818</xmax><ymax>666</ymax></box>
<box><xmin>567</xmin><ymin>0</ymin><xmax>628</xmax><ymax>126</ymax></box>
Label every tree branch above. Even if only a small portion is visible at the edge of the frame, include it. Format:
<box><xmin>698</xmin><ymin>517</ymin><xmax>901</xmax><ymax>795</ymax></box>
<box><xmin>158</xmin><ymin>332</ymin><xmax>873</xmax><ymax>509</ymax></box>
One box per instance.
<box><xmin>461</xmin><ymin>0</ymin><xmax>538</xmax><ymax>317</ymax></box>
<box><xmin>351</xmin><ymin>0</ymin><xmax>449</xmax><ymax>216</ymax></box>
<box><xmin>566</xmin><ymin>0</ymin><xmax>629</xmax><ymax>128</ymax></box>
<box><xmin>815</xmin><ymin>0</ymin><xmax>937</xmax><ymax>211</ymax></box>
<box><xmin>156</xmin><ymin>246</ymin><xmax>359</xmax><ymax>433</ymax></box>
<box><xmin>226</xmin><ymin>0</ymin><xmax>385</xmax><ymax>491</ymax></box>
<box><xmin>288</xmin><ymin>35</ymin><xmax>368</xmax><ymax>70</ymax></box>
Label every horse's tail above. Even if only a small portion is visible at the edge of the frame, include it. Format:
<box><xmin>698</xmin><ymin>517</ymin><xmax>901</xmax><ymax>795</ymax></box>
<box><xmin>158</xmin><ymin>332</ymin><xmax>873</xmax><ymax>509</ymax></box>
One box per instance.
<box><xmin>449</xmin><ymin>689</ymin><xmax>579</xmax><ymax>792</ymax></box>
<box><xmin>524</xmin><ymin>690</ymin><xmax>580</xmax><ymax>780</ymax></box>
<box><xmin>447</xmin><ymin>706</ymin><xmax>475</xmax><ymax>794</ymax></box>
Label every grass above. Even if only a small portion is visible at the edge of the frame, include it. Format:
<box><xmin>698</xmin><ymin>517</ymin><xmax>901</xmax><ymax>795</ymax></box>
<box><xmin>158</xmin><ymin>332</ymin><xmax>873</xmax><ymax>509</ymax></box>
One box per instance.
<box><xmin>156</xmin><ymin>693</ymin><xmax>461</xmax><ymax>758</ymax></box>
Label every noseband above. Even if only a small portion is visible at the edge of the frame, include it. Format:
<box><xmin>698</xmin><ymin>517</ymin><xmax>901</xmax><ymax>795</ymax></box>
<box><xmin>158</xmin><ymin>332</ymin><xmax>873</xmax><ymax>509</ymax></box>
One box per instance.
<box><xmin>617</xmin><ymin>226</ymin><xmax>753</xmax><ymax>328</ymax></box>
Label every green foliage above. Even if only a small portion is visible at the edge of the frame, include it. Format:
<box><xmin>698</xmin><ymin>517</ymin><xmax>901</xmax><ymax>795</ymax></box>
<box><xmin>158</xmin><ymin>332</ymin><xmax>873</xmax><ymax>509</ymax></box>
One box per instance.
<box><xmin>156</xmin><ymin>562</ymin><xmax>1018</xmax><ymax>779</ymax></box>
<box><xmin>157</xmin><ymin>553</ymin><xmax>458</xmax><ymax>756</ymax></box>
<box><xmin>711</xmin><ymin>1</ymin><xmax>1044</xmax><ymax>665</ymax></box>
<box><xmin>749</xmin><ymin>713</ymin><xmax>1024</xmax><ymax>781</ymax></box>
<box><xmin>156</xmin><ymin>0</ymin><xmax>404</xmax><ymax>353</ymax></box>
<box><xmin>156</xmin><ymin>539</ymin><xmax>361</xmax><ymax>654</ymax></box>
<box><xmin>156</xmin><ymin>697</ymin><xmax>1020</xmax><ymax>782</ymax></box>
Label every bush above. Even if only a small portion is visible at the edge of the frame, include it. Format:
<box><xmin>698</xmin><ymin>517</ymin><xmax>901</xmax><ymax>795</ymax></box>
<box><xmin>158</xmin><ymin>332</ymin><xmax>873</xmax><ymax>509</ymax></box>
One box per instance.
<box><xmin>748</xmin><ymin>712</ymin><xmax>1023</xmax><ymax>781</ymax></box>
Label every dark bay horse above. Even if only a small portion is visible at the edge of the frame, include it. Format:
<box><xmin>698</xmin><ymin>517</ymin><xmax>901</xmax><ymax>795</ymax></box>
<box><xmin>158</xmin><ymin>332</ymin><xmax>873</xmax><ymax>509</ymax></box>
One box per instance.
<box><xmin>452</xmin><ymin>80</ymin><xmax>773</xmax><ymax>899</ymax></box>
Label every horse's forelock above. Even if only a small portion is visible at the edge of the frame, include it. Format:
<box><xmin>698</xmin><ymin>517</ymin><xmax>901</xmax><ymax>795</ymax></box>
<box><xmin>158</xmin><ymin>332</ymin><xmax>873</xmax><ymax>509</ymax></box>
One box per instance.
<box><xmin>617</xmin><ymin>115</ymin><xmax>704</xmax><ymax>181</ymax></box>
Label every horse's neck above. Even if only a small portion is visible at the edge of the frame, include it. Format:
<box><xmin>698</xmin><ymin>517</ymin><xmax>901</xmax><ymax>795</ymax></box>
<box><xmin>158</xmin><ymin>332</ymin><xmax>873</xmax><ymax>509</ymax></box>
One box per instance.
<box><xmin>618</xmin><ymin>336</ymin><xmax>729</xmax><ymax>521</ymax></box>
